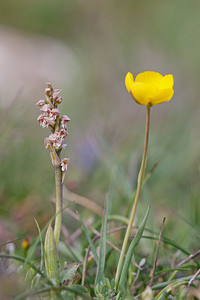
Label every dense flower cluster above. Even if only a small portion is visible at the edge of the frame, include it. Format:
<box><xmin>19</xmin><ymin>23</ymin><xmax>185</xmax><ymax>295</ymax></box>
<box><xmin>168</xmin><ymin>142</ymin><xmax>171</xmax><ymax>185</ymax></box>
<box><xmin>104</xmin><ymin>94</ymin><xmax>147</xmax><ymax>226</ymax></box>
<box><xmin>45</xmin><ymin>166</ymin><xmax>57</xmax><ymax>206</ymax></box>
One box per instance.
<box><xmin>37</xmin><ymin>83</ymin><xmax>70</xmax><ymax>174</ymax></box>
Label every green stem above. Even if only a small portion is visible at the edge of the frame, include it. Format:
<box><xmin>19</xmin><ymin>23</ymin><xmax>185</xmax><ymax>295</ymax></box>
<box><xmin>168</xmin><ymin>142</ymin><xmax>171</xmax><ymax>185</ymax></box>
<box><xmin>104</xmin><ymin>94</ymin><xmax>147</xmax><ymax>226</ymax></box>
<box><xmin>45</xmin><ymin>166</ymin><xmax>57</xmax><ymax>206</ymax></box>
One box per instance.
<box><xmin>115</xmin><ymin>105</ymin><xmax>151</xmax><ymax>288</ymax></box>
<box><xmin>54</xmin><ymin>165</ymin><xmax>63</xmax><ymax>246</ymax></box>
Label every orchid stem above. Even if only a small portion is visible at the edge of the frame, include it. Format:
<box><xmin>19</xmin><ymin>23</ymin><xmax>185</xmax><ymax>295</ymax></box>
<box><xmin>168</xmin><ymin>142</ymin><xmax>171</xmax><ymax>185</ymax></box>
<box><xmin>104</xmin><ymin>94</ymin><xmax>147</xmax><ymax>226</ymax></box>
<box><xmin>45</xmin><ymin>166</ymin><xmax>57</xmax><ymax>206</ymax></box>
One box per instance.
<box><xmin>115</xmin><ymin>105</ymin><xmax>151</xmax><ymax>288</ymax></box>
<box><xmin>54</xmin><ymin>165</ymin><xmax>63</xmax><ymax>246</ymax></box>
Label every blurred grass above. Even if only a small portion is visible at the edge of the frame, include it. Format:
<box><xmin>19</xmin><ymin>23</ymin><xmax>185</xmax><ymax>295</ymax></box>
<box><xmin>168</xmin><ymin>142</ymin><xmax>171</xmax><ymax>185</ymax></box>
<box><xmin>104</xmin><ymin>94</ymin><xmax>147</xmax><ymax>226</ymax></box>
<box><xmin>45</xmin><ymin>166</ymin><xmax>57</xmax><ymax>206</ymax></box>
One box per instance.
<box><xmin>0</xmin><ymin>0</ymin><xmax>200</xmax><ymax>253</ymax></box>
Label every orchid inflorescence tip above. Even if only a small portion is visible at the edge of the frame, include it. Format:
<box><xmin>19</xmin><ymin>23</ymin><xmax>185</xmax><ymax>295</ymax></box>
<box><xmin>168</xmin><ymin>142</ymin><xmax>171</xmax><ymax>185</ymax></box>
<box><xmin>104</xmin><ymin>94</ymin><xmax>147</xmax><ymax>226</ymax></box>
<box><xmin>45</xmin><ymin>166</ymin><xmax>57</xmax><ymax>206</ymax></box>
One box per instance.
<box><xmin>37</xmin><ymin>83</ymin><xmax>70</xmax><ymax>175</ymax></box>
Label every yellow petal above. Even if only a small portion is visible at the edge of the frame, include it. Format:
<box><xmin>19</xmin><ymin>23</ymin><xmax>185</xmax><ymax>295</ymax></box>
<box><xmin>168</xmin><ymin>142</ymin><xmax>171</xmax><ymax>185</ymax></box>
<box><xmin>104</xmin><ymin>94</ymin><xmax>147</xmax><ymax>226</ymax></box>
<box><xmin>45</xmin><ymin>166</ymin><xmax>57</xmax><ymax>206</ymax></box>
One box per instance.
<box><xmin>135</xmin><ymin>71</ymin><xmax>163</xmax><ymax>87</ymax></box>
<box><xmin>131</xmin><ymin>82</ymin><xmax>152</xmax><ymax>105</ymax></box>
<box><xmin>125</xmin><ymin>72</ymin><xmax>134</xmax><ymax>93</ymax></box>
<box><xmin>160</xmin><ymin>74</ymin><xmax>174</xmax><ymax>89</ymax></box>
<box><xmin>151</xmin><ymin>88</ymin><xmax>174</xmax><ymax>105</ymax></box>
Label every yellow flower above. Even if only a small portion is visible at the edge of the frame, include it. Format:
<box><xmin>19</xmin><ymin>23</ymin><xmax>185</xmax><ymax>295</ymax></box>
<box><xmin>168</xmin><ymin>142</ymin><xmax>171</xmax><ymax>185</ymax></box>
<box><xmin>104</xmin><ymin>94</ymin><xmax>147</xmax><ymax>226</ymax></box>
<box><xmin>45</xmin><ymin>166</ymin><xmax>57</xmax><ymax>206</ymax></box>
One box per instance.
<box><xmin>125</xmin><ymin>71</ymin><xmax>174</xmax><ymax>106</ymax></box>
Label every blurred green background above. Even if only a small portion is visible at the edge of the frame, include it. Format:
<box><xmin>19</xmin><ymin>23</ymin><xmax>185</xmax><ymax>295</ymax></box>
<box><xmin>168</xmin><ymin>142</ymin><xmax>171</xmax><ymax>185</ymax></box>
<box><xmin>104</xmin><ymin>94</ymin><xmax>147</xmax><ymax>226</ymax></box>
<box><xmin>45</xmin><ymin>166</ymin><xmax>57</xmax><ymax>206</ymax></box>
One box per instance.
<box><xmin>0</xmin><ymin>0</ymin><xmax>200</xmax><ymax>251</ymax></box>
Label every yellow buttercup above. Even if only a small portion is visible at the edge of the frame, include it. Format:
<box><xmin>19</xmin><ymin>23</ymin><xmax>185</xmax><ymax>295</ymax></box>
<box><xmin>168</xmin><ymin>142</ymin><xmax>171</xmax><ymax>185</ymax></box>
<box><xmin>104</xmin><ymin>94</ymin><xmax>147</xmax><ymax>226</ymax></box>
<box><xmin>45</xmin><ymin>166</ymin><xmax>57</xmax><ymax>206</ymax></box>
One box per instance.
<box><xmin>116</xmin><ymin>71</ymin><xmax>174</xmax><ymax>288</ymax></box>
<box><xmin>125</xmin><ymin>71</ymin><xmax>174</xmax><ymax>106</ymax></box>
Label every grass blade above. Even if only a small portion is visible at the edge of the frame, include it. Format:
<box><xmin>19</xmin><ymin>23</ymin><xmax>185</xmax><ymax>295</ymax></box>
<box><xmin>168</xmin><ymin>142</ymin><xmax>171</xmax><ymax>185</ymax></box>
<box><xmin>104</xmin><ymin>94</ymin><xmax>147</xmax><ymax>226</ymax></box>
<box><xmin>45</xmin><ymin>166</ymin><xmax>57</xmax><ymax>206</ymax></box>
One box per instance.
<box><xmin>152</xmin><ymin>274</ymin><xmax>200</xmax><ymax>292</ymax></box>
<box><xmin>155</xmin><ymin>279</ymin><xmax>188</xmax><ymax>299</ymax></box>
<box><xmin>119</xmin><ymin>204</ymin><xmax>150</xmax><ymax>289</ymax></box>
<box><xmin>94</xmin><ymin>168</ymin><xmax>117</xmax><ymax>286</ymax></box>
<box><xmin>78</xmin><ymin>212</ymin><xmax>98</xmax><ymax>264</ymax></box>
<box><xmin>32</xmin><ymin>218</ymin><xmax>45</xmax><ymax>288</ymax></box>
<box><xmin>34</xmin><ymin>218</ymin><xmax>44</xmax><ymax>272</ymax></box>
<box><xmin>106</xmin><ymin>166</ymin><xmax>118</xmax><ymax>224</ymax></box>
<box><xmin>95</xmin><ymin>196</ymin><xmax>109</xmax><ymax>286</ymax></box>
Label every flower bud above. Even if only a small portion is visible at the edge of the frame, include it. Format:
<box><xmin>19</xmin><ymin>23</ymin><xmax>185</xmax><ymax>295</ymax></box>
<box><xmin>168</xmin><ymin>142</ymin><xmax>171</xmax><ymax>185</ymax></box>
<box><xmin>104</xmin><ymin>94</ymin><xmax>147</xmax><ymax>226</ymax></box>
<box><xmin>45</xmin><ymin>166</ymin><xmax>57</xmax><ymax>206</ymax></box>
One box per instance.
<box><xmin>53</xmin><ymin>89</ymin><xmax>61</xmax><ymax>100</ymax></box>
<box><xmin>54</xmin><ymin>96</ymin><xmax>62</xmax><ymax>104</ymax></box>
<box><xmin>36</xmin><ymin>99</ymin><xmax>46</xmax><ymax>107</ymax></box>
<box><xmin>45</xmin><ymin>83</ymin><xmax>53</xmax><ymax>99</ymax></box>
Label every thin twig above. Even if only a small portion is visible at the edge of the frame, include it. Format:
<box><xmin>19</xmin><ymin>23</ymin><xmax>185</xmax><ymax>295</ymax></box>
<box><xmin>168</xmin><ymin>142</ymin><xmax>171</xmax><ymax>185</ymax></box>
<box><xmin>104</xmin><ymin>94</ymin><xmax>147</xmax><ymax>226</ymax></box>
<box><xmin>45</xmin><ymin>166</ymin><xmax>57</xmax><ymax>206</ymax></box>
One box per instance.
<box><xmin>107</xmin><ymin>226</ymin><xmax>127</xmax><ymax>235</ymax></box>
<box><xmin>176</xmin><ymin>249</ymin><xmax>200</xmax><ymax>267</ymax></box>
<box><xmin>149</xmin><ymin>216</ymin><xmax>166</xmax><ymax>287</ymax></box>
<box><xmin>188</xmin><ymin>268</ymin><xmax>200</xmax><ymax>286</ymax></box>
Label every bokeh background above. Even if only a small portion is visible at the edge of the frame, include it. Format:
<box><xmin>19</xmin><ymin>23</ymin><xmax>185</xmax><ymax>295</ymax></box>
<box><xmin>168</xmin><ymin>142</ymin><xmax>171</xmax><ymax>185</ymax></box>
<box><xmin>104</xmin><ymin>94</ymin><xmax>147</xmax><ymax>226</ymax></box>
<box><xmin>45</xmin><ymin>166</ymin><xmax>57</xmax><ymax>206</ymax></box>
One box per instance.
<box><xmin>0</xmin><ymin>0</ymin><xmax>200</xmax><ymax>257</ymax></box>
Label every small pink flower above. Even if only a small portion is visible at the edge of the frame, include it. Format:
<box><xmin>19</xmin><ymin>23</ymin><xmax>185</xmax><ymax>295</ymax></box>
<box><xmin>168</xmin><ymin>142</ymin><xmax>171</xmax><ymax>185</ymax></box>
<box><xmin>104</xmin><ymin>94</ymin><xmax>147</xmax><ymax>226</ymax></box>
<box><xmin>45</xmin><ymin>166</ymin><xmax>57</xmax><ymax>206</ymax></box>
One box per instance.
<box><xmin>41</xmin><ymin>104</ymin><xmax>51</xmax><ymax>113</ymax></box>
<box><xmin>48</xmin><ymin>132</ymin><xmax>59</xmax><ymax>142</ymax></box>
<box><xmin>37</xmin><ymin>114</ymin><xmax>55</xmax><ymax>128</ymax></box>
<box><xmin>48</xmin><ymin>132</ymin><xmax>65</xmax><ymax>150</ymax></box>
<box><xmin>36</xmin><ymin>99</ymin><xmax>46</xmax><ymax>107</ymax></box>
<box><xmin>59</xmin><ymin>128</ymin><xmax>68</xmax><ymax>137</ymax></box>
<box><xmin>61</xmin><ymin>158</ymin><xmax>69</xmax><ymax>171</ymax></box>
<box><xmin>37</xmin><ymin>114</ymin><xmax>47</xmax><ymax>128</ymax></box>
<box><xmin>46</xmin><ymin>116</ymin><xmax>56</xmax><ymax>127</ymax></box>
<box><xmin>44</xmin><ymin>137</ymin><xmax>52</xmax><ymax>150</ymax></box>
<box><xmin>37</xmin><ymin>114</ymin><xmax>44</xmax><ymax>121</ymax></box>
<box><xmin>51</xmin><ymin>108</ymin><xmax>60</xmax><ymax>117</ymax></box>
<box><xmin>61</xmin><ymin>115</ymin><xmax>70</xmax><ymax>127</ymax></box>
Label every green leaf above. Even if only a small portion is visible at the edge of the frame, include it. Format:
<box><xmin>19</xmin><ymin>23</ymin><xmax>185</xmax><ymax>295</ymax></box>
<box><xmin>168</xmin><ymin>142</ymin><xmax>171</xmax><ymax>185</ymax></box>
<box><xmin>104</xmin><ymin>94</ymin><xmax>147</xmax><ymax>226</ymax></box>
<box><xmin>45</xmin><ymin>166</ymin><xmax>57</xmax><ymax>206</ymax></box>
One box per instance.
<box><xmin>44</xmin><ymin>223</ymin><xmax>59</xmax><ymax>284</ymax></box>
<box><xmin>119</xmin><ymin>204</ymin><xmax>150</xmax><ymax>289</ymax></box>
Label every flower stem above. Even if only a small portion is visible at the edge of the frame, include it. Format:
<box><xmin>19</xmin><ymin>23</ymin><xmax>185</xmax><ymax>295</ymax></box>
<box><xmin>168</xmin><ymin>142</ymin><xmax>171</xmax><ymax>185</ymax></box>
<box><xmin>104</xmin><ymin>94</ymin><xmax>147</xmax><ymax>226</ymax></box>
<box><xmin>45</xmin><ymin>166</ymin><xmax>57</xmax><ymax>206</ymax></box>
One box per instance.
<box><xmin>54</xmin><ymin>165</ymin><xmax>63</xmax><ymax>246</ymax></box>
<box><xmin>115</xmin><ymin>105</ymin><xmax>151</xmax><ymax>288</ymax></box>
